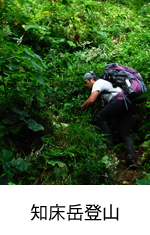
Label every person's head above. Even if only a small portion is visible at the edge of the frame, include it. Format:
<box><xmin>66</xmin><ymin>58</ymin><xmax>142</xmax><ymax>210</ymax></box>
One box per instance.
<box><xmin>83</xmin><ymin>71</ymin><xmax>98</xmax><ymax>89</ymax></box>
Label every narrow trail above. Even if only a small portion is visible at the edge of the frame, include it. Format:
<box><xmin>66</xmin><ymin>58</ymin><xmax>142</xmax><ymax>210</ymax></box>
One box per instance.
<box><xmin>114</xmin><ymin>147</ymin><xmax>146</xmax><ymax>185</ymax></box>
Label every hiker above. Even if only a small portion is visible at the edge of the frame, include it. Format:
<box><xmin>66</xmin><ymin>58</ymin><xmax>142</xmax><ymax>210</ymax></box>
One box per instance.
<box><xmin>79</xmin><ymin>71</ymin><xmax>137</xmax><ymax>166</ymax></box>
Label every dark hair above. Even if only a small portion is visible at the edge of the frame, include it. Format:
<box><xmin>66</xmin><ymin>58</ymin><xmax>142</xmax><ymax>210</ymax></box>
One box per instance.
<box><xmin>83</xmin><ymin>71</ymin><xmax>98</xmax><ymax>81</ymax></box>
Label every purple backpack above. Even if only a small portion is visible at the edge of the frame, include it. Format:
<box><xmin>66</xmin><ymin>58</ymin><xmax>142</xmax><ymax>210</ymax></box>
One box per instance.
<box><xmin>102</xmin><ymin>63</ymin><xmax>147</xmax><ymax>104</ymax></box>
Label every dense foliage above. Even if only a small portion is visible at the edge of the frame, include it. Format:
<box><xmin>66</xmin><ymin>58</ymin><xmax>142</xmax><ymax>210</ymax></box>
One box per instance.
<box><xmin>0</xmin><ymin>0</ymin><xmax>150</xmax><ymax>185</ymax></box>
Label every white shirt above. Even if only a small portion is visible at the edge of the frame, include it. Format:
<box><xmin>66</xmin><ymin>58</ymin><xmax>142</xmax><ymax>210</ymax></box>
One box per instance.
<box><xmin>92</xmin><ymin>79</ymin><xmax>122</xmax><ymax>103</ymax></box>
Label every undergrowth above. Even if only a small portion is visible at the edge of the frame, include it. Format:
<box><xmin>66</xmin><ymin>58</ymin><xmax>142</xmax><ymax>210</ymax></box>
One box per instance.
<box><xmin>0</xmin><ymin>0</ymin><xmax>150</xmax><ymax>184</ymax></box>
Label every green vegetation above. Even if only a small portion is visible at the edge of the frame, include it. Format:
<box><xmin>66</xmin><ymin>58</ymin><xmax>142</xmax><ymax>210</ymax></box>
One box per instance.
<box><xmin>0</xmin><ymin>0</ymin><xmax>150</xmax><ymax>185</ymax></box>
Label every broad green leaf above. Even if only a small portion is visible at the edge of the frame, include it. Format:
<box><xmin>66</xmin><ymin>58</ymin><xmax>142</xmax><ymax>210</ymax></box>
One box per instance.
<box><xmin>24</xmin><ymin>25</ymin><xmax>37</xmax><ymax>31</ymax></box>
<box><xmin>3</xmin><ymin>162</ymin><xmax>14</xmax><ymax>178</ymax></box>
<box><xmin>32</xmin><ymin>53</ymin><xmax>47</xmax><ymax>69</ymax></box>
<box><xmin>101</xmin><ymin>155</ymin><xmax>109</xmax><ymax>163</ymax></box>
<box><xmin>96</xmin><ymin>31</ymin><xmax>107</xmax><ymax>37</ymax></box>
<box><xmin>136</xmin><ymin>174</ymin><xmax>150</xmax><ymax>185</ymax></box>
<box><xmin>12</xmin><ymin>37</ymin><xmax>20</xmax><ymax>41</ymax></box>
<box><xmin>8</xmin><ymin>182</ymin><xmax>16</xmax><ymax>185</ymax></box>
<box><xmin>33</xmin><ymin>124</ymin><xmax>44</xmax><ymax>131</ymax></box>
<box><xmin>11</xmin><ymin>109</ymin><xmax>30</xmax><ymax>118</ymax></box>
<box><xmin>139</xmin><ymin>121</ymin><xmax>150</xmax><ymax>130</ymax></box>
<box><xmin>46</xmin><ymin>160</ymin><xmax>67</xmax><ymax>169</ymax></box>
<box><xmin>23</xmin><ymin>48</ymin><xmax>35</xmax><ymax>58</ymax></box>
<box><xmin>35</xmin><ymin>75</ymin><xmax>45</xmax><ymax>85</ymax></box>
<box><xmin>47</xmin><ymin>88</ymin><xmax>51</xmax><ymax>95</ymax></box>
<box><xmin>67</xmin><ymin>40</ymin><xmax>76</xmax><ymax>47</ymax></box>
<box><xmin>46</xmin><ymin>160</ymin><xmax>57</xmax><ymax>166</ymax></box>
<box><xmin>2</xmin><ymin>115</ymin><xmax>19</xmax><ymax>124</ymax></box>
<box><xmin>25</xmin><ymin>119</ymin><xmax>44</xmax><ymax>131</ymax></box>
<box><xmin>43</xmin><ymin>149</ymin><xmax>62</xmax><ymax>158</ymax></box>
<box><xmin>23</xmin><ymin>48</ymin><xmax>46</xmax><ymax>71</ymax></box>
<box><xmin>11</xmin><ymin>158</ymin><xmax>27</xmax><ymax>172</ymax></box>
<box><xmin>0</xmin><ymin>175</ymin><xmax>10</xmax><ymax>185</ymax></box>
<box><xmin>30</xmin><ymin>60</ymin><xmax>44</xmax><ymax>71</ymax></box>
<box><xmin>34</xmin><ymin>53</ymin><xmax>43</xmax><ymax>62</ymax></box>
<box><xmin>59</xmin><ymin>39</ymin><xmax>65</xmax><ymax>43</ymax></box>
<box><xmin>2</xmin><ymin>150</ymin><xmax>14</xmax><ymax>162</ymax></box>
<box><xmin>8</xmin><ymin>62</ymin><xmax>20</xmax><ymax>69</ymax></box>
<box><xmin>136</xmin><ymin>179</ymin><xmax>150</xmax><ymax>185</ymax></box>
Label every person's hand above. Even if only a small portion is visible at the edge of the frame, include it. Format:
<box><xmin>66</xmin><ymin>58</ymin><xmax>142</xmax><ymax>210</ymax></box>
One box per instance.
<box><xmin>74</xmin><ymin>106</ymin><xmax>81</xmax><ymax>114</ymax></box>
<box><xmin>77</xmin><ymin>105</ymin><xmax>82</xmax><ymax>111</ymax></box>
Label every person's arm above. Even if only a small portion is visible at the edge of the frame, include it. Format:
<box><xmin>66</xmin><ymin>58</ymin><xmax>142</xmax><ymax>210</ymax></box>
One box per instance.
<box><xmin>81</xmin><ymin>91</ymin><xmax>99</xmax><ymax>110</ymax></box>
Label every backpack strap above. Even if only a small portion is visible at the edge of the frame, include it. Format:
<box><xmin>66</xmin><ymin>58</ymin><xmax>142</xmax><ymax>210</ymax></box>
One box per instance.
<box><xmin>101</xmin><ymin>90</ymin><xmax>132</xmax><ymax>110</ymax></box>
<box><xmin>100</xmin><ymin>90</ymin><xmax>118</xmax><ymax>106</ymax></box>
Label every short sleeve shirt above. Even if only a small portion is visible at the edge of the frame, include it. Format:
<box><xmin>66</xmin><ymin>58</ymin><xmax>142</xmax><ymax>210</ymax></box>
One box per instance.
<box><xmin>92</xmin><ymin>79</ymin><xmax>122</xmax><ymax>103</ymax></box>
